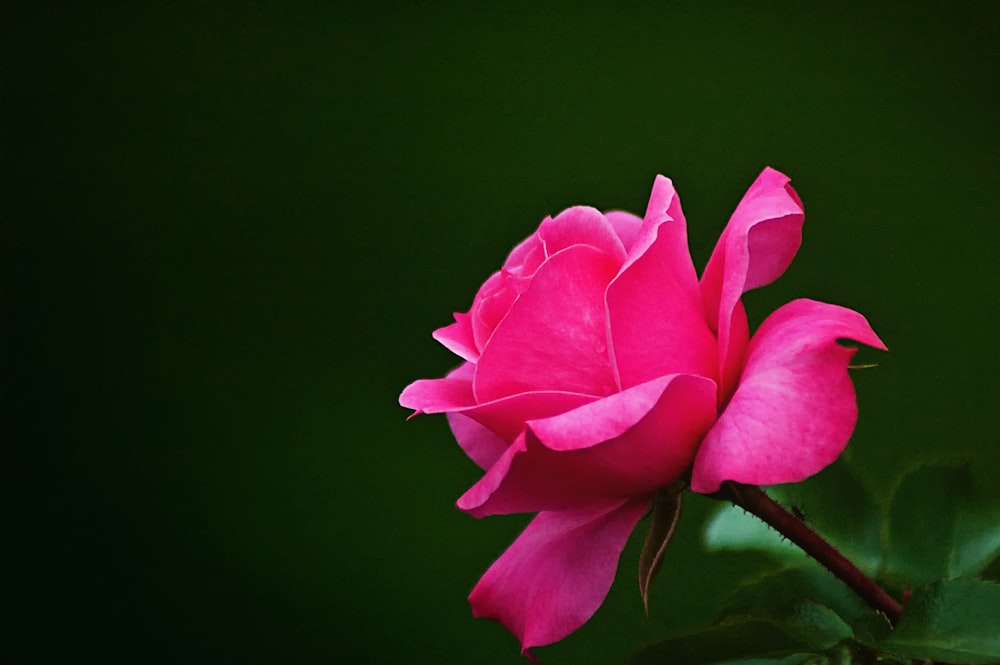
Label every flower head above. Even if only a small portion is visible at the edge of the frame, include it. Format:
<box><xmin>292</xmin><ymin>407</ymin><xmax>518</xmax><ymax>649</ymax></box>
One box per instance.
<box><xmin>399</xmin><ymin>168</ymin><xmax>885</xmax><ymax>653</ymax></box>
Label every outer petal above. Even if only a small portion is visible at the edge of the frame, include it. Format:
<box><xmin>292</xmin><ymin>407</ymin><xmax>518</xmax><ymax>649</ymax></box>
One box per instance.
<box><xmin>420</xmin><ymin>389</ymin><xmax>597</xmax><ymax>467</ymax></box>
<box><xmin>690</xmin><ymin>299</ymin><xmax>886</xmax><ymax>494</ymax></box>
<box><xmin>700</xmin><ymin>167</ymin><xmax>805</xmax><ymax>398</ymax></box>
<box><xmin>458</xmin><ymin>374</ymin><xmax>718</xmax><ymax>517</ymax></box>
<box><xmin>474</xmin><ymin>244</ymin><xmax>620</xmax><ymax>402</ymax></box>
<box><xmin>432</xmin><ymin>312</ymin><xmax>479</xmax><ymax>362</ymax></box>
<box><xmin>399</xmin><ymin>373</ymin><xmax>475</xmax><ymax>414</ymax></box>
<box><xmin>457</xmin><ymin>389</ymin><xmax>595</xmax><ymax>443</ymax></box>
<box><xmin>606</xmin><ymin>180</ymin><xmax>718</xmax><ymax>388</ymax></box>
<box><xmin>402</xmin><ymin>360</ymin><xmax>596</xmax><ymax>467</ymax></box>
<box><xmin>468</xmin><ymin>497</ymin><xmax>649</xmax><ymax>652</ymax></box>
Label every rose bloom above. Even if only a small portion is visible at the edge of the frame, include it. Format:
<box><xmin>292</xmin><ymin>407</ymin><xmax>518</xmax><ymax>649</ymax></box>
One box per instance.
<box><xmin>399</xmin><ymin>168</ymin><xmax>884</xmax><ymax>654</ymax></box>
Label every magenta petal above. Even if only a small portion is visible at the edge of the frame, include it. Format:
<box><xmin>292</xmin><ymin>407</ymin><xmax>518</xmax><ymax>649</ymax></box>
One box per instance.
<box><xmin>700</xmin><ymin>167</ymin><xmax>805</xmax><ymax>397</ymax></box>
<box><xmin>607</xmin><ymin>176</ymin><xmax>710</xmax><ymax>387</ymax></box>
<box><xmin>470</xmin><ymin>271</ymin><xmax>512</xmax><ymax>352</ymax></box>
<box><xmin>403</xmin><ymin>356</ymin><xmax>595</xmax><ymax>468</ymax></box>
<box><xmin>604</xmin><ymin>210</ymin><xmax>643</xmax><ymax>252</ymax></box>
<box><xmin>399</xmin><ymin>370</ymin><xmax>476</xmax><ymax>414</ymax></box>
<box><xmin>538</xmin><ymin>206</ymin><xmax>627</xmax><ymax>266</ymax></box>
<box><xmin>458</xmin><ymin>374</ymin><xmax>717</xmax><ymax>516</ymax></box>
<box><xmin>459</xmin><ymin>390</ymin><xmax>595</xmax><ymax>443</ymax></box>
<box><xmin>607</xmin><ymin>213</ymin><xmax>718</xmax><ymax>388</ymax></box>
<box><xmin>690</xmin><ymin>299</ymin><xmax>887</xmax><ymax>494</ymax></box>
<box><xmin>474</xmin><ymin>244</ymin><xmax>619</xmax><ymax>402</ymax></box>
<box><xmin>502</xmin><ymin>231</ymin><xmax>546</xmax><ymax>277</ymax></box>
<box><xmin>436</xmin><ymin>386</ymin><xmax>593</xmax><ymax>469</ymax></box>
<box><xmin>468</xmin><ymin>497</ymin><xmax>649</xmax><ymax>651</ymax></box>
<box><xmin>701</xmin><ymin>168</ymin><xmax>805</xmax><ymax>319</ymax></box>
<box><xmin>632</xmin><ymin>175</ymin><xmax>701</xmax><ymax>296</ymax></box>
<box><xmin>446</xmin><ymin>412</ymin><xmax>508</xmax><ymax>471</ymax></box>
<box><xmin>432</xmin><ymin>313</ymin><xmax>479</xmax><ymax>362</ymax></box>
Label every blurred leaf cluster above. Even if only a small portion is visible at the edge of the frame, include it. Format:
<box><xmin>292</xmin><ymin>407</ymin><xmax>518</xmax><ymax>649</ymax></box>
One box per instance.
<box><xmin>633</xmin><ymin>460</ymin><xmax>1000</xmax><ymax>664</ymax></box>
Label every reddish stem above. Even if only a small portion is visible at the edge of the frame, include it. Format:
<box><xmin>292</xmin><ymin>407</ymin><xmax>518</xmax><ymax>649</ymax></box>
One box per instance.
<box><xmin>717</xmin><ymin>481</ymin><xmax>903</xmax><ymax>625</ymax></box>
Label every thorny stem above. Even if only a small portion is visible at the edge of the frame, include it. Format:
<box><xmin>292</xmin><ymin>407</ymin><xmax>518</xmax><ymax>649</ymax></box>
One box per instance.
<box><xmin>715</xmin><ymin>481</ymin><xmax>903</xmax><ymax>626</ymax></box>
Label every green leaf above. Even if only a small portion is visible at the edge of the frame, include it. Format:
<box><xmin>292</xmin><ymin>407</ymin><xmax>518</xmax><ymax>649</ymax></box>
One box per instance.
<box><xmin>629</xmin><ymin>618</ymin><xmax>818</xmax><ymax>665</ymax></box>
<box><xmin>848</xmin><ymin>612</ymin><xmax>893</xmax><ymax>649</ymax></box>
<box><xmin>639</xmin><ymin>486</ymin><xmax>684</xmax><ymax>615</ymax></box>
<box><xmin>755</xmin><ymin>600</ymin><xmax>853</xmax><ymax>652</ymax></box>
<box><xmin>985</xmin><ymin>552</ymin><xmax>1000</xmax><ymax>581</ymax></box>
<box><xmin>703</xmin><ymin>460</ymin><xmax>882</xmax><ymax>577</ymax></box>
<box><xmin>884</xmin><ymin>463</ymin><xmax>1000</xmax><ymax>587</ymax></box>
<box><xmin>880</xmin><ymin>577</ymin><xmax>1000</xmax><ymax>664</ymax></box>
<box><xmin>703</xmin><ymin>502</ymin><xmax>805</xmax><ymax>562</ymax></box>
<box><xmin>768</xmin><ymin>460</ymin><xmax>882</xmax><ymax>577</ymax></box>
<box><xmin>723</xmin><ymin>569</ymin><xmax>861</xmax><ymax>649</ymax></box>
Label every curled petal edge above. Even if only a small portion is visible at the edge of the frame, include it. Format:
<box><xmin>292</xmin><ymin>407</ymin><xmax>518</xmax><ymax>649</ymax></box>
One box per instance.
<box><xmin>690</xmin><ymin>298</ymin><xmax>886</xmax><ymax>494</ymax></box>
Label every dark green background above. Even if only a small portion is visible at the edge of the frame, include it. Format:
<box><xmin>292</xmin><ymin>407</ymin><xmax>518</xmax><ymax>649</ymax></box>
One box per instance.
<box><xmin>4</xmin><ymin>3</ymin><xmax>998</xmax><ymax>663</ymax></box>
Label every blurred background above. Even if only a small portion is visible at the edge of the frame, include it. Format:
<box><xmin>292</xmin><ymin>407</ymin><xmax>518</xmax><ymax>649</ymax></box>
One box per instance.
<box><xmin>4</xmin><ymin>2</ymin><xmax>999</xmax><ymax>663</ymax></box>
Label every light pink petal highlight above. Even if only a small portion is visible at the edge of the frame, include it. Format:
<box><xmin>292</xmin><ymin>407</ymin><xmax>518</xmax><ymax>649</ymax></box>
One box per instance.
<box><xmin>537</xmin><ymin>206</ymin><xmax>627</xmax><ymax>266</ymax></box>
<box><xmin>474</xmin><ymin>245</ymin><xmax>619</xmax><ymax>402</ymax></box>
<box><xmin>604</xmin><ymin>210</ymin><xmax>643</xmax><ymax>252</ymax></box>
<box><xmin>458</xmin><ymin>374</ymin><xmax>718</xmax><ymax>517</ymax></box>
<box><xmin>398</xmin><ymin>375</ymin><xmax>475</xmax><ymax>414</ymax></box>
<box><xmin>700</xmin><ymin>167</ymin><xmax>805</xmax><ymax>398</ymax></box>
<box><xmin>432</xmin><ymin>312</ymin><xmax>479</xmax><ymax>362</ymax></box>
<box><xmin>469</xmin><ymin>497</ymin><xmax>649</xmax><ymax>651</ymax></box>
<box><xmin>690</xmin><ymin>299</ymin><xmax>886</xmax><ymax>494</ymax></box>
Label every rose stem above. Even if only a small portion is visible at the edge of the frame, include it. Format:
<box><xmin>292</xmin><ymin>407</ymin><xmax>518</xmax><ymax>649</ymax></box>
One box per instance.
<box><xmin>716</xmin><ymin>481</ymin><xmax>903</xmax><ymax>625</ymax></box>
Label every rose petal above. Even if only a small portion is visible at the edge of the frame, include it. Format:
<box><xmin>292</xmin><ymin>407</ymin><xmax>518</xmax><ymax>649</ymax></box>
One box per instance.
<box><xmin>432</xmin><ymin>312</ymin><xmax>479</xmax><ymax>362</ymax></box>
<box><xmin>402</xmin><ymin>385</ymin><xmax>592</xmax><ymax>468</ymax></box>
<box><xmin>623</xmin><ymin>175</ymin><xmax>702</xmax><ymax>301</ymax></box>
<box><xmin>446</xmin><ymin>412</ymin><xmax>509</xmax><ymax>471</ymax></box>
<box><xmin>468</xmin><ymin>497</ymin><xmax>649</xmax><ymax>652</ymax></box>
<box><xmin>402</xmin><ymin>360</ymin><xmax>597</xmax><ymax>468</ymax></box>
<box><xmin>474</xmin><ymin>244</ymin><xmax>620</xmax><ymax>402</ymax></box>
<box><xmin>502</xmin><ymin>231</ymin><xmax>546</xmax><ymax>277</ymax></box>
<box><xmin>604</xmin><ymin>210</ymin><xmax>643</xmax><ymax>252</ymax></box>
<box><xmin>458</xmin><ymin>374</ymin><xmax>718</xmax><ymax>517</ymax></box>
<box><xmin>458</xmin><ymin>389</ymin><xmax>595</xmax><ymax>443</ymax></box>
<box><xmin>700</xmin><ymin>167</ymin><xmax>805</xmax><ymax>398</ymax></box>
<box><xmin>470</xmin><ymin>271</ymin><xmax>513</xmax><ymax>353</ymax></box>
<box><xmin>538</xmin><ymin>206</ymin><xmax>627</xmax><ymax>266</ymax></box>
<box><xmin>404</xmin><ymin>367</ymin><xmax>595</xmax><ymax>469</ymax></box>
<box><xmin>398</xmin><ymin>374</ymin><xmax>476</xmax><ymax>414</ymax></box>
<box><xmin>690</xmin><ymin>298</ymin><xmax>886</xmax><ymax>494</ymax></box>
<box><xmin>415</xmin><ymin>387</ymin><xmax>594</xmax><ymax>467</ymax></box>
<box><xmin>606</xmin><ymin>201</ymin><xmax>718</xmax><ymax>387</ymax></box>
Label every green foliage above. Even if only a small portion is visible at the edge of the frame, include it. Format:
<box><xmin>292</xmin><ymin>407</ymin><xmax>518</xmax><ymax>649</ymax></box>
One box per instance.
<box><xmin>629</xmin><ymin>617</ymin><xmax>818</xmax><ymax>665</ymax></box>
<box><xmin>723</xmin><ymin>568</ymin><xmax>867</xmax><ymax>640</ymax></box>
<box><xmin>768</xmin><ymin>461</ymin><xmax>883</xmax><ymax>577</ymax></box>
<box><xmin>638</xmin><ymin>460</ymin><xmax>1000</xmax><ymax>664</ymax></box>
<box><xmin>705</xmin><ymin>460</ymin><xmax>881</xmax><ymax>575</ymax></box>
<box><xmin>883</xmin><ymin>465</ymin><xmax>1000</xmax><ymax>587</ymax></box>
<box><xmin>880</xmin><ymin>578</ymin><xmax>1000</xmax><ymax>664</ymax></box>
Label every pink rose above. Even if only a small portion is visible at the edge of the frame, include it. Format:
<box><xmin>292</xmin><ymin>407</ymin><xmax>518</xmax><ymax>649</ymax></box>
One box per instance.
<box><xmin>399</xmin><ymin>168</ymin><xmax>885</xmax><ymax>653</ymax></box>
